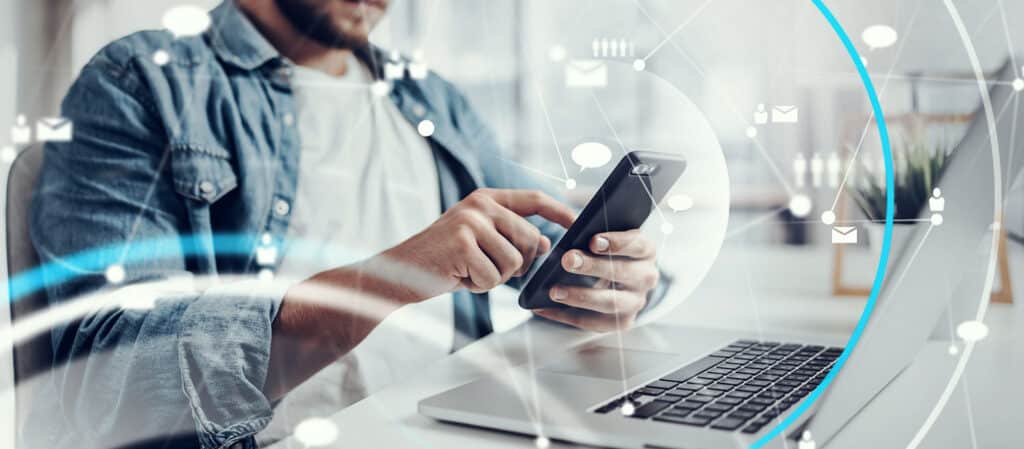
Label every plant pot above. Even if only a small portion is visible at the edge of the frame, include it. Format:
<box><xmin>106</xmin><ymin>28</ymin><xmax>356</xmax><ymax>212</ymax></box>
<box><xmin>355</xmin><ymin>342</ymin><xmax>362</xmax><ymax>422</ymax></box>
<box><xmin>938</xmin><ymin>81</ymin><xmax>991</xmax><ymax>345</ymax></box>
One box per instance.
<box><xmin>865</xmin><ymin>223</ymin><xmax>916</xmax><ymax>263</ymax></box>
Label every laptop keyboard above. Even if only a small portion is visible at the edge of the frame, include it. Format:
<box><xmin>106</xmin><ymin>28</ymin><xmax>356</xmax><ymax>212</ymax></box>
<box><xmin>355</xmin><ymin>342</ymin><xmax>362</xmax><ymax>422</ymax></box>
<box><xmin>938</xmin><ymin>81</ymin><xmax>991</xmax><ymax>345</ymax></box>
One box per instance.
<box><xmin>593</xmin><ymin>340</ymin><xmax>841</xmax><ymax>434</ymax></box>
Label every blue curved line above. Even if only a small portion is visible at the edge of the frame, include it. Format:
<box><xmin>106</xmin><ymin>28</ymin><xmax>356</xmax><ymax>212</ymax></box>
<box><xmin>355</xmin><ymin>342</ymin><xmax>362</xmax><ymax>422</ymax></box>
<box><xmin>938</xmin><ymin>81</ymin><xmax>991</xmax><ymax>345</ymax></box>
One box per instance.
<box><xmin>747</xmin><ymin>1</ymin><xmax>895</xmax><ymax>448</ymax></box>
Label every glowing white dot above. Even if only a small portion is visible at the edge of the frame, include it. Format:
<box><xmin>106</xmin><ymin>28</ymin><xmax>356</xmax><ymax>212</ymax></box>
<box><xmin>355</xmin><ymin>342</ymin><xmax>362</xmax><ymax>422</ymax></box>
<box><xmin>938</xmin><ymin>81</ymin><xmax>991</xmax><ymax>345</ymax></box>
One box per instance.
<box><xmin>860</xmin><ymin>56</ymin><xmax>869</xmax><ymax>67</ymax></box>
<box><xmin>821</xmin><ymin>210</ymin><xmax>836</xmax><ymax>225</ymax></box>
<box><xmin>661</xmin><ymin>222</ymin><xmax>674</xmax><ymax>235</ymax></box>
<box><xmin>861</xmin><ymin>24</ymin><xmax>898</xmax><ymax>50</ymax></box>
<box><xmin>105</xmin><ymin>264</ymin><xmax>126</xmax><ymax>284</ymax></box>
<box><xmin>930</xmin><ymin>213</ymin><xmax>944</xmax><ymax>226</ymax></box>
<box><xmin>547</xmin><ymin>45</ymin><xmax>566</xmax><ymax>62</ymax></box>
<box><xmin>621</xmin><ymin>402</ymin><xmax>635</xmax><ymax>416</ymax></box>
<box><xmin>1</xmin><ymin>146</ymin><xmax>16</xmax><ymax>164</ymax></box>
<box><xmin>745</xmin><ymin>126</ymin><xmax>758</xmax><ymax>138</ymax></box>
<box><xmin>294</xmin><ymin>417</ymin><xmax>339</xmax><ymax>447</ymax></box>
<box><xmin>417</xmin><ymin>120</ymin><xmax>435</xmax><ymax>137</ymax></box>
<box><xmin>153</xmin><ymin>50</ymin><xmax>170</xmax><ymax>66</ymax></box>
<box><xmin>948</xmin><ymin>344</ymin><xmax>959</xmax><ymax>355</ymax></box>
<box><xmin>956</xmin><ymin>320</ymin><xmax>989</xmax><ymax>342</ymax></box>
<box><xmin>632</xmin><ymin>59</ymin><xmax>646</xmax><ymax>71</ymax></box>
<box><xmin>565</xmin><ymin>178</ymin><xmax>577</xmax><ymax>190</ymax></box>
<box><xmin>789</xmin><ymin>194</ymin><xmax>812</xmax><ymax>218</ymax></box>
<box><xmin>370</xmin><ymin>80</ymin><xmax>390</xmax><ymax>97</ymax></box>
<box><xmin>1014</xmin><ymin>79</ymin><xmax>1024</xmax><ymax>91</ymax></box>
<box><xmin>991</xmin><ymin>221</ymin><xmax>1002</xmax><ymax>231</ymax></box>
<box><xmin>535</xmin><ymin>436</ymin><xmax>551</xmax><ymax>449</ymax></box>
<box><xmin>258</xmin><ymin>269</ymin><xmax>275</xmax><ymax>282</ymax></box>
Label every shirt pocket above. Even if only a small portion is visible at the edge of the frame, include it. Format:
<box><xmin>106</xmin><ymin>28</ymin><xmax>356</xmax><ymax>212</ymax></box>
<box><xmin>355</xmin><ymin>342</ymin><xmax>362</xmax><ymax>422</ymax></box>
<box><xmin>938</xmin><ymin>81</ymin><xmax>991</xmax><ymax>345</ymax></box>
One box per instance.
<box><xmin>169</xmin><ymin>143</ymin><xmax>238</xmax><ymax>204</ymax></box>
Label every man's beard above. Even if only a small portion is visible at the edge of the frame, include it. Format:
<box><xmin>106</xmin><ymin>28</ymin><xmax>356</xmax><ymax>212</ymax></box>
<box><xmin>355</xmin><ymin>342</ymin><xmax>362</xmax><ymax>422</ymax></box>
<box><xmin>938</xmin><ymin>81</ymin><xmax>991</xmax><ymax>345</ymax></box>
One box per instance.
<box><xmin>273</xmin><ymin>0</ymin><xmax>370</xmax><ymax>49</ymax></box>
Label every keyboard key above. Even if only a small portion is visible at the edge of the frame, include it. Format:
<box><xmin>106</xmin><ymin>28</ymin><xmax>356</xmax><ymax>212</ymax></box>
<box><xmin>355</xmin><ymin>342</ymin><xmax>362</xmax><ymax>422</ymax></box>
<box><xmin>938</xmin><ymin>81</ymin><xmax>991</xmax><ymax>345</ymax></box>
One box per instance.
<box><xmin>718</xmin><ymin>378</ymin><xmax>742</xmax><ymax>386</ymax></box>
<box><xmin>660</xmin><ymin>394</ymin><xmax>684</xmax><ymax>403</ymax></box>
<box><xmin>638</xmin><ymin>387</ymin><xmax>666</xmax><ymax>396</ymax></box>
<box><xmin>706</xmin><ymin>384</ymin><xmax>733</xmax><ymax>392</ymax></box>
<box><xmin>737</xmin><ymin>385</ymin><xmax>761</xmax><ymax>393</ymax></box>
<box><xmin>697</xmin><ymin>389</ymin><xmax>724</xmax><ymax>397</ymax></box>
<box><xmin>648</xmin><ymin>380</ymin><xmax>679</xmax><ymax>390</ymax></box>
<box><xmin>698</xmin><ymin>373</ymin><xmax>723</xmax><ymax>380</ymax></box>
<box><xmin>739</xmin><ymin>403</ymin><xmax>767</xmax><ymax>413</ymax></box>
<box><xmin>728</xmin><ymin>410</ymin><xmax>757</xmax><ymax>420</ymax></box>
<box><xmin>630</xmin><ymin>400</ymin><xmax>672</xmax><ymax>418</ymax></box>
<box><xmin>711</xmin><ymin>417</ymin><xmax>747</xmax><ymax>431</ymax></box>
<box><xmin>717</xmin><ymin>397</ymin><xmax>743</xmax><ymax>406</ymax></box>
<box><xmin>705</xmin><ymin>403</ymin><xmax>734</xmax><ymax>413</ymax></box>
<box><xmin>667</xmin><ymin>416</ymin><xmax>712</xmax><ymax>427</ymax></box>
<box><xmin>741</xmin><ymin>424</ymin><xmax>763</xmax><ymax>433</ymax></box>
<box><xmin>671</xmin><ymin>387</ymin><xmax>697</xmax><ymax>396</ymax></box>
<box><xmin>693</xmin><ymin>410</ymin><xmax>724</xmax><ymax>419</ymax></box>
<box><xmin>661</xmin><ymin>409</ymin><xmax>693</xmax><ymax>418</ymax></box>
<box><xmin>689</xmin><ymin>394</ymin><xmax>715</xmax><ymax>403</ymax></box>
<box><xmin>727</xmin><ymin>391</ymin><xmax>753</xmax><ymax>399</ymax></box>
<box><xmin>661</xmin><ymin>355</ymin><xmax>726</xmax><ymax>382</ymax></box>
<box><xmin>675</xmin><ymin>401</ymin><xmax>704</xmax><ymax>410</ymax></box>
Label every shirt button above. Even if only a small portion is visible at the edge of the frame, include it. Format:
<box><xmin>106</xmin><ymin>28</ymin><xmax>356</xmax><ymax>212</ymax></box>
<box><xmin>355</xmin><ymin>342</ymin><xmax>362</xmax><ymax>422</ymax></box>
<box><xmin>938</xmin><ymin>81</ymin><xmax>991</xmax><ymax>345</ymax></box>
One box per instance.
<box><xmin>274</xmin><ymin>199</ymin><xmax>291</xmax><ymax>216</ymax></box>
<box><xmin>283</xmin><ymin>113</ymin><xmax>295</xmax><ymax>126</ymax></box>
<box><xmin>199</xmin><ymin>181</ymin><xmax>215</xmax><ymax>195</ymax></box>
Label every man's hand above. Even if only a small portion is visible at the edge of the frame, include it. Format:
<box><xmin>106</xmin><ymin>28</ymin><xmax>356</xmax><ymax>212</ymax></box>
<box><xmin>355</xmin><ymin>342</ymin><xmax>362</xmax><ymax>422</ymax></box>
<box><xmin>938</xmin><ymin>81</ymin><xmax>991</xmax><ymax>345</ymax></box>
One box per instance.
<box><xmin>378</xmin><ymin>188</ymin><xmax>576</xmax><ymax>299</ymax></box>
<box><xmin>534</xmin><ymin>229</ymin><xmax>659</xmax><ymax>332</ymax></box>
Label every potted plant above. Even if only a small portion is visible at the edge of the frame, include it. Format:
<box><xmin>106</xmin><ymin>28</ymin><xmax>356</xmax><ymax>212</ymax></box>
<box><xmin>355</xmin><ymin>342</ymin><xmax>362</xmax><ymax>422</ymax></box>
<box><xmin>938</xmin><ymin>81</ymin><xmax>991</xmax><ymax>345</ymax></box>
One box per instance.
<box><xmin>850</xmin><ymin>139</ymin><xmax>950</xmax><ymax>259</ymax></box>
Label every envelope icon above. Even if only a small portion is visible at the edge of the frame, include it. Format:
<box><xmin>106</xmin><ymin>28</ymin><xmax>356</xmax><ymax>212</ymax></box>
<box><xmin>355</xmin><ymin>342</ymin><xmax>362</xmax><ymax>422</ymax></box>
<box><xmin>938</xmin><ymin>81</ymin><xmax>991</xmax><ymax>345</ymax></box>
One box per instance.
<box><xmin>256</xmin><ymin>246</ymin><xmax>278</xmax><ymax>266</ymax></box>
<box><xmin>831</xmin><ymin>226</ymin><xmax>858</xmax><ymax>244</ymax></box>
<box><xmin>771</xmin><ymin>105</ymin><xmax>799</xmax><ymax>123</ymax></box>
<box><xmin>384</xmin><ymin>61</ymin><xmax>405</xmax><ymax>80</ymax></box>
<box><xmin>565</xmin><ymin>59</ymin><xmax>607</xmax><ymax>88</ymax></box>
<box><xmin>36</xmin><ymin>117</ymin><xmax>73</xmax><ymax>142</ymax></box>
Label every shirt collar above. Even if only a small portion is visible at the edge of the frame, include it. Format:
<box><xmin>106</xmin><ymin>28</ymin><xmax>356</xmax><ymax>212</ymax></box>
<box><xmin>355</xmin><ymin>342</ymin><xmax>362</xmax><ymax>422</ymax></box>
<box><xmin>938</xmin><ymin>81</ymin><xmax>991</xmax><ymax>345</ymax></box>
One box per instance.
<box><xmin>207</xmin><ymin>0</ymin><xmax>281</xmax><ymax>70</ymax></box>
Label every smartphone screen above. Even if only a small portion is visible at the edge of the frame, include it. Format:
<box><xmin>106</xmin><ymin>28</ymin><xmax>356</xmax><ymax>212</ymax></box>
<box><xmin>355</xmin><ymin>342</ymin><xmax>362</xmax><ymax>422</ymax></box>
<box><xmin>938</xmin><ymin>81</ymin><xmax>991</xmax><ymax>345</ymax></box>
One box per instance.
<box><xmin>518</xmin><ymin>151</ymin><xmax>686</xmax><ymax>309</ymax></box>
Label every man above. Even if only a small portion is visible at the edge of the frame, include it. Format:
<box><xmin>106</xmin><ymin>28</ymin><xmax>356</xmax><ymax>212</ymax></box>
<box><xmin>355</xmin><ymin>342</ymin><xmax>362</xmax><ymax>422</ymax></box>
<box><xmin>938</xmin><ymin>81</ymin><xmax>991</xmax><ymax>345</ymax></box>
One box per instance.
<box><xmin>26</xmin><ymin>1</ymin><xmax>667</xmax><ymax>448</ymax></box>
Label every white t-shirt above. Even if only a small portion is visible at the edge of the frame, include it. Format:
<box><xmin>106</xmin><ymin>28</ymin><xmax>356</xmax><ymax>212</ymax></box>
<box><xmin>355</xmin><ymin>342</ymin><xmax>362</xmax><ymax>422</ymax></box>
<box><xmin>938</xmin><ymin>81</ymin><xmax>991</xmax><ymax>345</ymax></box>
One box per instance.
<box><xmin>260</xmin><ymin>55</ymin><xmax>454</xmax><ymax>441</ymax></box>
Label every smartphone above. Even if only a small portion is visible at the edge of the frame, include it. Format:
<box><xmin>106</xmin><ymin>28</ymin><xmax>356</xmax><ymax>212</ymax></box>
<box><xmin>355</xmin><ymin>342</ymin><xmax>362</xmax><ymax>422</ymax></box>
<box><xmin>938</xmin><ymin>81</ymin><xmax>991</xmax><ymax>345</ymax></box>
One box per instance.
<box><xmin>518</xmin><ymin>150</ymin><xmax>687</xmax><ymax>310</ymax></box>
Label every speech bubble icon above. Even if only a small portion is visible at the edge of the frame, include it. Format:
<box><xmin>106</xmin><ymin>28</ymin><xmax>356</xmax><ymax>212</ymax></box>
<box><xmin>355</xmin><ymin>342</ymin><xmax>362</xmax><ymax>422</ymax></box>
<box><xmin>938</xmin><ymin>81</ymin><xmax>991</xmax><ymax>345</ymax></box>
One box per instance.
<box><xmin>163</xmin><ymin>5</ymin><xmax>212</xmax><ymax>38</ymax></box>
<box><xmin>571</xmin><ymin>142</ymin><xmax>612</xmax><ymax>171</ymax></box>
<box><xmin>667</xmin><ymin>194</ymin><xmax>694</xmax><ymax>212</ymax></box>
<box><xmin>861</xmin><ymin>25</ymin><xmax>898</xmax><ymax>50</ymax></box>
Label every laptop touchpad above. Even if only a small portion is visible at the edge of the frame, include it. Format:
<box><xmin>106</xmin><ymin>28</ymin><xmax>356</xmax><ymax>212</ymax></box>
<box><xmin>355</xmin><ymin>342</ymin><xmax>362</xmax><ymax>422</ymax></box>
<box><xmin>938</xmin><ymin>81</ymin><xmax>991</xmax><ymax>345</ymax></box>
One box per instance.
<box><xmin>539</xmin><ymin>346</ymin><xmax>676</xmax><ymax>380</ymax></box>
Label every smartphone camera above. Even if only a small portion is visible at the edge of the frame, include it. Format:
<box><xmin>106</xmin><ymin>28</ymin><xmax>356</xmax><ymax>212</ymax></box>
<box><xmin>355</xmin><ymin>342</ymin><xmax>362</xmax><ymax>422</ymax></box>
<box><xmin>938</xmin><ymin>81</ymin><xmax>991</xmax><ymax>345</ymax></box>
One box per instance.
<box><xmin>631</xmin><ymin>163</ymin><xmax>658</xmax><ymax>175</ymax></box>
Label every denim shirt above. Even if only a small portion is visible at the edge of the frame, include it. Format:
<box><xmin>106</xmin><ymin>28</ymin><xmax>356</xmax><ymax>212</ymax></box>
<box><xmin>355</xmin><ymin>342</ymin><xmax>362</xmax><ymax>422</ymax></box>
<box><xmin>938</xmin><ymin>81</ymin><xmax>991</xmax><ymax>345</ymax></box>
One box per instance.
<box><xmin>26</xmin><ymin>2</ymin><xmax>667</xmax><ymax>448</ymax></box>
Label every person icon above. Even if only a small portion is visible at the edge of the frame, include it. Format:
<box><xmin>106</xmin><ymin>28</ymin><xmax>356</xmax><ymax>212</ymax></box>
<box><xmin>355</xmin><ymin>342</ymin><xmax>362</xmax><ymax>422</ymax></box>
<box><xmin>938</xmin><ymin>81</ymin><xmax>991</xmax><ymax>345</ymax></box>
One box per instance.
<box><xmin>797</xmin><ymin>430</ymin><xmax>816</xmax><ymax>449</ymax></box>
<box><xmin>11</xmin><ymin>114</ymin><xmax>31</xmax><ymax>145</ymax></box>
<box><xmin>754</xmin><ymin>104</ymin><xmax>769</xmax><ymax>125</ymax></box>
<box><xmin>929</xmin><ymin>187</ymin><xmax>945</xmax><ymax>212</ymax></box>
<box><xmin>793</xmin><ymin>153</ymin><xmax>807</xmax><ymax>188</ymax></box>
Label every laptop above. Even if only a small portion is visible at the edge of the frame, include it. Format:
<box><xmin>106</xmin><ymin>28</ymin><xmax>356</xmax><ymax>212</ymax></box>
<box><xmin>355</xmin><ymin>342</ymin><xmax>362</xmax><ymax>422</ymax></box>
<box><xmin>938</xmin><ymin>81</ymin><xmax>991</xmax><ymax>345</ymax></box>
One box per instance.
<box><xmin>419</xmin><ymin>59</ymin><xmax>1024</xmax><ymax>449</ymax></box>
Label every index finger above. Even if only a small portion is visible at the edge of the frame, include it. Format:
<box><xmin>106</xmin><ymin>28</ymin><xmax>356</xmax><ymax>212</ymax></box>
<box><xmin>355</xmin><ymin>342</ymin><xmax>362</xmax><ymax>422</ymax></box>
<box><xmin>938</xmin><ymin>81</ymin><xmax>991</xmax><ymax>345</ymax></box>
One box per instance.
<box><xmin>481</xmin><ymin>189</ymin><xmax>576</xmax><ymax>228</ymax></box>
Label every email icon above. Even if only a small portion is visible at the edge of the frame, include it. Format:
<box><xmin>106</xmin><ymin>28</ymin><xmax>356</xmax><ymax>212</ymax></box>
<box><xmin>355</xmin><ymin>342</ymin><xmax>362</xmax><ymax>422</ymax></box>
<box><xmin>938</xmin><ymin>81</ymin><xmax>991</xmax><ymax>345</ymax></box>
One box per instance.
<box><xmin>565</xmin><ymin>59</ymin><xmax>607</xmax><ymax>88</ymax></box>
<box><xmin>831</xmin><ymin>226</ymin><xmax>858</xmax><ymax>245</ymax></box>
<box><xmin>36</xmin><ymin>117</ymin><xmax>73</xmax><ymax>142</ymax></box>
<box><xmin>771</xmin><ymin>105</ymin><xmax>799</xmax><ymax>124</ymax></box>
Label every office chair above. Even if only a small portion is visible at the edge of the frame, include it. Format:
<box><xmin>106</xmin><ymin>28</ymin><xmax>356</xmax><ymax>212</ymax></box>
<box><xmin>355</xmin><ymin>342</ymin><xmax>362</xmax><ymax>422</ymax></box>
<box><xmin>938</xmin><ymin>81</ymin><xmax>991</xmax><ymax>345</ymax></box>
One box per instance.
<box><xmin>5</xmin><ymin>144</ymin><xmax>52</xmax><ymax>436</ymax></box>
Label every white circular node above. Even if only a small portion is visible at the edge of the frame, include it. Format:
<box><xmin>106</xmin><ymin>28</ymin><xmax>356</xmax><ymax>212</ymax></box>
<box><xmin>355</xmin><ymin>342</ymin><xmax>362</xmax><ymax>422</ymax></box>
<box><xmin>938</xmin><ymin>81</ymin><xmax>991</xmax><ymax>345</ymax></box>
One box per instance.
<box><xmin>948</xmin><ymin>344</ymin><xmax>959</xmax><ymax>355</ymax></box>
<box><xmin>565</xmin><ymin>178</ymin><xmax>577</xmax><ymax>190</ymax></box>
<box><xmin>788</xmin><ymin>194</ymin><xmax>812</xmax><ymax>218</ymax></box>
<box><xmin>417</xmin><ymin>120</ymin><xmax>435</xmax><ymax>137</ymax></box>
<box><xmin>370</xmin><ymin>80</ymin><xmax>391</xmax><ymax>97</ymax></box>
<box><xmin>258</xmin><ymin>269</ymin><xmax>275</xmax><ymax>282</ymax></box>
<box><xmin>661</xmin><ymin>222</ymin><xmax>674</xmax><ymax>235</ymax></box>
<box><xmin>632</xmin><ymin>59</ymin><xmax>646</xmax><ymax>71</ymax></box>
<box><xmin>821</xmin><ymin>210</ymin><xmax>836</xmax><ymax>225</ymax></box>
<box><xmin>547</xmin><ymin>45</ymin><xmax>566</xmax><ymax>62</ymax></box>
<box><xmin>930</xmin><ymin>213</ymin><xmax>944</xmax><ymax>226</ymax></box>
<box><xmin>535</xmin><ymin>436</ymin><xmax>551</xmax><ymax>449</ymax></box>
<box><xmin>1014</xmin><ymin>79</ymin><xmax>1024</xmax><ymax>91</ymax></box>
<box><xmin>956</xmin><ymin>320</ymin><xmax>989</xmax><ymax>343</ymax></box>
<box><xmin>105</xmin><ymin>264</ymin><xmax>126</xmax><ymax>284</ymax></box>
<box><xmin>153</xmin><ymin>50</ymin><xmax>170</xmax><ymax>66</ymax></box>
<box><xmin>1</xmin><ymin>146</ymin><xmax>16</xmax><ymax>164</ymax></box>
<box><xmin>294</xmin><ymin>417</ymin><xmax>339</xmax><ymax>447</ymax></box>
<box><xmin>620</xmin><ymin>402</ymin><xmax>635</xmax><ymax>416</ymax></box>
<box><xmin>745</xmin><ymin>126</ymin><xmax>758</xmax><ymax>138</ymax></box>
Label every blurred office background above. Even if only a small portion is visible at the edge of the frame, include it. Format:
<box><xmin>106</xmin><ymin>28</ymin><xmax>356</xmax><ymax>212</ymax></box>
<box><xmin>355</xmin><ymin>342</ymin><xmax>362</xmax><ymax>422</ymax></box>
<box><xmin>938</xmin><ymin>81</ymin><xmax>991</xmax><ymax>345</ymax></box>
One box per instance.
<box><xmin>4</xmin><ymin>0</ymin><xmax>1022</xmax><ymax>243</ymax></box>
<box><xmin>3</xmin><ymin>0</ymin><xmax>1024</xmax><ymax>444</ymax></box>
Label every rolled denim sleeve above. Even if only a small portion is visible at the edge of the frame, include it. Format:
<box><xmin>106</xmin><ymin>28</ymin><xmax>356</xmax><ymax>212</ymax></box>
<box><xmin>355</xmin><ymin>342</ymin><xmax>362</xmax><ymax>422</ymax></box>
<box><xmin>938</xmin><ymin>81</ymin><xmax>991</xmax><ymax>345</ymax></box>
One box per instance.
<box><xmin>28</xmin><ymin>46</ymin><xmax>281</xmax><ymax>449</ymax></box>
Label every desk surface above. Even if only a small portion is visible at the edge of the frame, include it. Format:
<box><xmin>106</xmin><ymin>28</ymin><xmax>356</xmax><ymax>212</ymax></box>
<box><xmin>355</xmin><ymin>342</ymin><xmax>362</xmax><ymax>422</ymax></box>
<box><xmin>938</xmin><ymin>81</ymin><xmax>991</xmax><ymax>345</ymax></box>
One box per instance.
<box><xmin>272</xmin><ymin>244</ymin><xmax>1024</xmax><ymax>449</ymax></box>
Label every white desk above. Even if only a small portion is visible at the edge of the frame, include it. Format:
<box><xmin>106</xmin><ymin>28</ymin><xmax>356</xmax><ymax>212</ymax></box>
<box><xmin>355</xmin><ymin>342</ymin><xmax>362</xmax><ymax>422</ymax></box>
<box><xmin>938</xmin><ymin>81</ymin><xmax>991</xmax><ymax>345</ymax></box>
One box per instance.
<box><xmin>277</xmin><ymin>244</ymin><xmax>1024</xmax><ymax>448</ymax></box>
